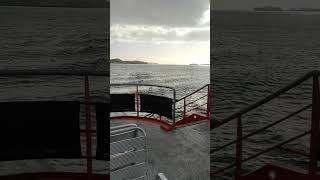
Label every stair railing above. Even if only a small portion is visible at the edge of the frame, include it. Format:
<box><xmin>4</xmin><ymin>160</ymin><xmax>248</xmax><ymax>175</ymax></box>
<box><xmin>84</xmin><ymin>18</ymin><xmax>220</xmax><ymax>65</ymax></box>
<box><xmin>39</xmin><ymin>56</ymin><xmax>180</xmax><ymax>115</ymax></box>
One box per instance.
<box><xmin>175</xmin><ymin>84</ymin><xmax>210</xmax><ymax>120</ymax></box>
<box><xmin>211</xmin><ymin>70</ymin><xmax>320</xmax><ymax>179</ymax></box>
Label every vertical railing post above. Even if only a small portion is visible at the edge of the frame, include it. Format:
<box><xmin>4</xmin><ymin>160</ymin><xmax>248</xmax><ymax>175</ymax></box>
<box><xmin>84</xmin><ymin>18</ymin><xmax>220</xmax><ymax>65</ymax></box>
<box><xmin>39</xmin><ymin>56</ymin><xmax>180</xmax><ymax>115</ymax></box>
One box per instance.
<box><xmin>235</xmin><ymin>115</ymin><xmax>242</xmax><ymax>180</ymax></box>
<box><xmin>183</xmin><ymin>98</ymin><xmax>186</xmax><ymax>118</ymax></box>
<box><xmin>309</xmin><ymin>75</ymin><xmax>320</xmax><ymax>177</ymax></box>
<box><xmin>172</xmin><ymin>88</ymin><xmax>176</xmax><ymax>128</ymax></box>
<box><xmin>136</xmin><ymin>85</ymin><xmax>139</xmax><ymax>117</ymax></box>
<box><xmin>84</xmin><ymin>75</ymin><xmax>92</xmax><ymax>177</ymax></box>
<box><xmin>207</xmin><ymin>84</ymin><xmax>210</xmax><ymax>119</ymax></box>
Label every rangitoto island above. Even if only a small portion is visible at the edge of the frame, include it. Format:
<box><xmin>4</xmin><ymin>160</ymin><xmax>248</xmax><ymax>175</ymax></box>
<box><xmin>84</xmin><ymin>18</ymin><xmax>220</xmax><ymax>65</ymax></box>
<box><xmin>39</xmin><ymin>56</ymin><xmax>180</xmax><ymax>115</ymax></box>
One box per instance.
<box><xmin>189</xmin><ymin>63</ymin><xmax>210</xmax><ymax>66</ymax></box>
<box><xmin>111</xmin><ymin>58</ymin><xmax>157</xmax><ymax>64</ymax></box>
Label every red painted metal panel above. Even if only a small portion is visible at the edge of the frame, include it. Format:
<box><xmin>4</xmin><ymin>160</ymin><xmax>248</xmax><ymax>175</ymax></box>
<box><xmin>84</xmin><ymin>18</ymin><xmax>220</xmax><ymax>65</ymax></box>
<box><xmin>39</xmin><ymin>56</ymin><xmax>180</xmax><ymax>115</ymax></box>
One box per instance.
<box><xmin>175</xmin><ymin>114</ymin><xmax>208</xmax><ymax>126</ymax></box>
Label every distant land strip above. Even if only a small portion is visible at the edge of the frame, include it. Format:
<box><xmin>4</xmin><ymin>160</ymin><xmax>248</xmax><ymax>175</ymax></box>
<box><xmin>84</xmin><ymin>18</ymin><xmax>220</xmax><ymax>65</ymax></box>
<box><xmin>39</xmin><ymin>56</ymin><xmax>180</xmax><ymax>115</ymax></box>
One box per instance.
<box><xmin>111</xmin><ymin>59</ymin><xmax>158</xmax><ymax>64</ymax></box>
<box><xmin>0</xmin><ymin>0</ymin><xmax>109</xmax><ymax>8</ymax></box>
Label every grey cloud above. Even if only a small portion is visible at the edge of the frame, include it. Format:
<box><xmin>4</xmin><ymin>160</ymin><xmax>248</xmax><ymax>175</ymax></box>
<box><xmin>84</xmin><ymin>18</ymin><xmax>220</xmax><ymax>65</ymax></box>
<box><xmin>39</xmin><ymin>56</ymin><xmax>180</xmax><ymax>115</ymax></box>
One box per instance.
<box><xmin>111</xmin><ymin>0</ymin><xmax>209</xmax><ymax>27</ymax></box>
<box><xmin>111</xmin><ymin>25</ymin><xmax>209</xmax><ymax>43</ymax></box>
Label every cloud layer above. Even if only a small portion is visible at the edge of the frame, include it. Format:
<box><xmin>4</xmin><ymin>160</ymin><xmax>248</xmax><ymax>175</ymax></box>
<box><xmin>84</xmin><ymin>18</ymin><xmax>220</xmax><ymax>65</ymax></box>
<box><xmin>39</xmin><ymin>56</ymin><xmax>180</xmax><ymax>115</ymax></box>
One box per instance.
<box><xmin>110</xmin><ymin>0</ymin><xmax>210</xmax><ymax>64</ymax></box>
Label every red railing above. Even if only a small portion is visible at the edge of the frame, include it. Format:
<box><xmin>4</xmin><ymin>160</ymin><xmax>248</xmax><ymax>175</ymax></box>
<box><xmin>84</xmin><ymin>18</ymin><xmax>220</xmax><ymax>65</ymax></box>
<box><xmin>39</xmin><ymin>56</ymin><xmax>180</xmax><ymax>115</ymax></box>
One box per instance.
<box><xmin>175</xmin><ymin>84</ymin><xmax>210</xmax><ymax>123</ymax></box>
<box><xmin>211</xmin><ymin>70</ymin><xmax>320</xmax><ymax>179</ymax></box>
<box><xmin>111</xmin><ymin>84</ymin><xmax>210</xmax><ymax>129</ymax></box>
<box><xmin>0</xmin><ymin>70</ymin><xmax>108</xmax><ymax>178</ymax></box>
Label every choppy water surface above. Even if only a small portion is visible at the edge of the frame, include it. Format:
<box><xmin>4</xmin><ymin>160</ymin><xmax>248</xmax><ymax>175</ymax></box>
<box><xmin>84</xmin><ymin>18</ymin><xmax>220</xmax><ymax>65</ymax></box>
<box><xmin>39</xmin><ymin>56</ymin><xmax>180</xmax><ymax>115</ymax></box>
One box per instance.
<box><xmin>0</xmin><ymin>6</ymin><xmax>108</xmax><ymax>175</ymax></box>
<box><xmin>211</xmin><ymin>11</ymin><xmax>320</xmax><ymax>180</ymax></box>
<box><xmin>111</xmin><ymin>64</ymin><xmax>209</xmax><ymax>119</ymax></box>
<box><xmin>111</xmin><ymin>64</ymin><xmax>209</xmax><ymax>97</ymax></box>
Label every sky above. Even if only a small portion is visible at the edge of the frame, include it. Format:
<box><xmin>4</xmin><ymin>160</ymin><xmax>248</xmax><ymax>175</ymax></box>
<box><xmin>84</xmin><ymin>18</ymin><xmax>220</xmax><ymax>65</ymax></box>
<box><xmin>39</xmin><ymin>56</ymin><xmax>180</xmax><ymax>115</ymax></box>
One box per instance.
<box><xmin>213</xmin><ymin>0</ymin><xmax>320</xmax><ymax>10</ymax></box>
<box><xmin>110</xmin><ymin>0</ymin><xmax>210</xmax><ymax>65</ymax></box>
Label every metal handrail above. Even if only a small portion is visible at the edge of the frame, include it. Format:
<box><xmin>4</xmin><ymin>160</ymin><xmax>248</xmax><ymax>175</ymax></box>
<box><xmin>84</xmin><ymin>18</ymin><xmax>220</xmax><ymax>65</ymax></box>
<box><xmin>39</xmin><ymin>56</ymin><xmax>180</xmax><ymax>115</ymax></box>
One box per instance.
<box><xmin>176</xmin><ymin>84</ymin><xmax>209</xmax><ymax>102</ymax></box>
<box><xmin>111</xmin><ymin>83</ymin><xmax>210</xmax><ymax>128</ymax></box>
<box><xmin>0</xmin><ymin>70</ymin><xmax>108</xmax><ymax>177</ymax></box>
<box><xmin>176</xmin><ymin>94</ymin><xmax>207</xmax><ymax>110</ymax></box>
<box><xmin>211</xmin><ymin>70</ymin><xmax>320</xmax><ymax>178</ymax></box>
<box><xmin>184</xmin><ymin>102</ymin><xmax>208</xmax><ymax>114</ymax></box>
<box><xmin>212</xmin><ymin>131</ymin><xmax>310</xmax><ymax>175</ymax></box>
<box><xmin>111</xmin><ymin>83</ymin><xmax>176</xmax><ymax>126</ymax></box>
<box><xmin>211</xmin><ymin>70</ymin><xmax>320</xmax><ymax>129</ymax></box>
<box><xmin>211</xmin><ymin>104</ymin><xmax>312</xmax><ymax>153</ymax></box>
<box><xmin>175</xmin><ymin>84</ymin><xmax>210</xmax><ymax>120</ymax></box>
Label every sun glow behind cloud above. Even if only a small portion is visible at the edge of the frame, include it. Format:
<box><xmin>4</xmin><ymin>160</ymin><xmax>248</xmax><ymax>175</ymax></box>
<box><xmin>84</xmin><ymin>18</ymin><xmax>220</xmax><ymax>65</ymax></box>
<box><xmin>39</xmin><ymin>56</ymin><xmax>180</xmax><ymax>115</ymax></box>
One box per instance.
<box><xmin>111</xmin><ymin>0</ymin><xmax>210</xmax><ymax>65</ymax></box>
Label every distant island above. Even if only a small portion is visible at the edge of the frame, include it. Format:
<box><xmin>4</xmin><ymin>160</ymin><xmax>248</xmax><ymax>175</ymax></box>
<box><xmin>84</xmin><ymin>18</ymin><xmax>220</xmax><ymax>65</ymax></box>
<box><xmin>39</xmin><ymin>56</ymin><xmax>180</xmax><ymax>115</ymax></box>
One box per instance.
<box><xmin>254</xmin><ymin>6</ymin><xmax>283</xmax><ymax>11</ymax></box>
<box><xmin>111</xmin><ymin>58</ymin><xmax>154</xmax><ymax>64</ymax></box>
<box><xmin>189</xmin><ymin>63</ymin><xmax>210</xmax><ymax>66</ymax></box>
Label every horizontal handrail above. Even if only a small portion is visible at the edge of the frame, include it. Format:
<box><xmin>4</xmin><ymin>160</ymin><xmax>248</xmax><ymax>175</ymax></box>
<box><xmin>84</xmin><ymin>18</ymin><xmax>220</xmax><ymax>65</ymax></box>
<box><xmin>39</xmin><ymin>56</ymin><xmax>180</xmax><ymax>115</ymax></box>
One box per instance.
<box><xmin>111</xmin><ymin>83</ymin><xmax>176</xmax><ymax>126</ymax></box>
<box><xmin>211</xmin><ymin>104</ymin><xmax>312</xmax><ymax>153</ymax></box>
<box><xmin>242</xmin><ymin>131</ymin><xmax>310</xmax><ymax>165</ymax></box>
<box><xmin>111</xmin><ymin>83</ymin><xmax>175</xmax><ymax>92</ymax></box>
<box><xmin>276</xmin><ymin>146</ymin><xmax>309</xmax><ymax>157</ymax></box>
<box><xmin>176</xmin><ymin>84</ymin><xmax>209</xmax><ymax>102</ymax></box>
<box><xmin>212</xmin><ymin>131</ymin><xmax>310</xmax><ymax>175</ymax></box>
<box><xmin>176</xmin><ymin>94</ymin><xmax>208</xmax><ymax>110</ymax></box>
<box><xmin>184</xmin><ymin>102</ymin><xmax>207</xmax><ymax>114</ymax></box>
<box><xmin>211</xmin><ymin>70</ymin><xmax>320</xmax><ymax>129</ymax></box>
<box><xmin>0</xmin><ymin>69</ymin><xmax>108</xmax><ymax>76</ymax></box>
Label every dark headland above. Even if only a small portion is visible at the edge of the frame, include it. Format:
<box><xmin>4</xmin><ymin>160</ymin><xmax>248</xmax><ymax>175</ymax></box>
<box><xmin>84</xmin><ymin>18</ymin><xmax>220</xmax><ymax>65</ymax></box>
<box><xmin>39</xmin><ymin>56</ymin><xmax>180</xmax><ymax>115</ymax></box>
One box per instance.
<box><xmin>111</xmin><ymin>59</ymin><xmax>157</xmax><ymax>64</ymax></box>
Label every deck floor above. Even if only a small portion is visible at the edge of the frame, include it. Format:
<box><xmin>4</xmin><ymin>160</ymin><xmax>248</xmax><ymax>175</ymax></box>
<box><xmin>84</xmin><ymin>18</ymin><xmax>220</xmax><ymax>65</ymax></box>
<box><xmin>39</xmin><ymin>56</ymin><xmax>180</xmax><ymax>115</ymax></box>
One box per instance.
<box><xmin>111</xmin><ymin>120</ymin><xmax>210</xmax><ymax>180</ymax></box>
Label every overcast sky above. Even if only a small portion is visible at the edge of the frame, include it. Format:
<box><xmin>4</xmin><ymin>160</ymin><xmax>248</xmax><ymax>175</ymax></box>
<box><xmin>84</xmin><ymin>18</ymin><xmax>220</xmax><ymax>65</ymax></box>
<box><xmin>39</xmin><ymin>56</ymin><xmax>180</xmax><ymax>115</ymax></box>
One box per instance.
<box><xmin>110</xmin><ymin>0</ymin><xmax>210</xmax><ymax>65</ymax></box>
<box><xmin>213</xmin><ymin>0</ymin><xmax>320</xmax><ymax>10</ymax></box>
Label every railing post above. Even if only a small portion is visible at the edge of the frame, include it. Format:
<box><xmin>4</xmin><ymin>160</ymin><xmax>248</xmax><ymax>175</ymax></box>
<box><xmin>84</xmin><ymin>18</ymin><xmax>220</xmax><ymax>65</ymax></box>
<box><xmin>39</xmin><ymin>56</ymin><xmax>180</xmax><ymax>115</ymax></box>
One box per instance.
<box><xmin>136</xmin><ymin>85</ymin><xmax>139</xmax><ymax>117</ymax></box>
<box><xmin>235</xmin><ymin>116</ymin><xmax>242</xmax><ymax>180</ymax></box>
<box><xmin>309</xmin><ymin>75</ymin><xmax>320</xmax><ymax>177</ymax></box>
<box><xmin>183</xmin><ymin>98</ymin><xmax>186</xmax><ymax>118</ymax></box>
<box><xmin>84</xmin><ymin>75</ymin><xmax>92</xmax><ymax>177</ymax></box>
<box><xmin>207</xmin><ymin>84</ymin><xmax>210</xmax><ymax>119</ymax></box>
<box><xmin>172</xmin><ymin>89</ymin><xmax>176</xmax><ymax>128</ymax></box>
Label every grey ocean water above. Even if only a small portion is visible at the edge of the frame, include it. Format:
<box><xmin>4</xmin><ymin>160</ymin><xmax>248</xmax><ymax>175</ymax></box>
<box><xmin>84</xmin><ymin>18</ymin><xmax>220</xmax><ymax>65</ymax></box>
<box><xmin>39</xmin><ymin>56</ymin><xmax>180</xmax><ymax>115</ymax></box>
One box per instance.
<box><xmin>111</xmin><ymin>64</ymin><xmax>209</xmax><ymax>98</ymax></box>
<box><xmin>211</xmin><ymin>11</ymin><xmax>320</xmax><ymax>179</ymax></box>
<box><xmin>0</xmin><ymin>6</ymin><xmax>108</xmax><ymax>175</ymax></box>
